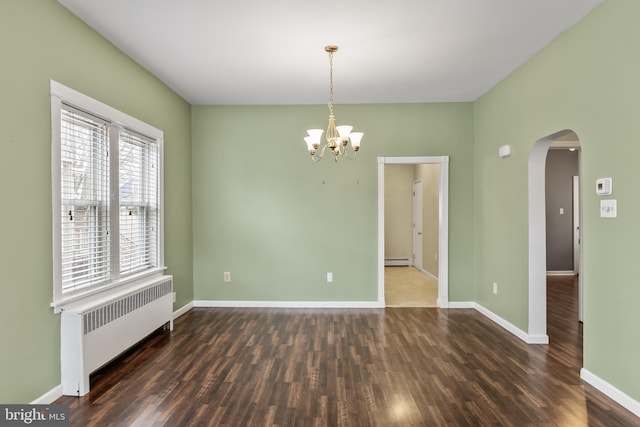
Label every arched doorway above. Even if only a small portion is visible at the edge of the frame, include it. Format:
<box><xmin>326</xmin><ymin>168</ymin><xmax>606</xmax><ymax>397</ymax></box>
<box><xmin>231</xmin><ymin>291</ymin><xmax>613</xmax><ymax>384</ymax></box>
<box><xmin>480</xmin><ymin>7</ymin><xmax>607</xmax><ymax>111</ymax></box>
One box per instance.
<box><xmin>528</xmin><ymin>129</ymin><xmax>581</xmax><ymax>343</ymax></box>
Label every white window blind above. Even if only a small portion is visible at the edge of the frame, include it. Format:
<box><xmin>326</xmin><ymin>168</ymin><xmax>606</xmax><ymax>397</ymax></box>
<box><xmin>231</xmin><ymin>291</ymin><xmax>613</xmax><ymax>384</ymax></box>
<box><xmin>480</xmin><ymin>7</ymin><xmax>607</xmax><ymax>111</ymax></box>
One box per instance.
<box><xmin>119</xmin><ymin>130</ymin><xmax>158</xmax><ymax>274</ymax></box>
<box><xmin>60</xmin><ymin>107</ymin><xmax>111</xmax><ymax>293</ymax></box>
<box><xmin>51</xmin><ymin>81</ymin><xmax>164</xmax><ymax>307</ymax></box>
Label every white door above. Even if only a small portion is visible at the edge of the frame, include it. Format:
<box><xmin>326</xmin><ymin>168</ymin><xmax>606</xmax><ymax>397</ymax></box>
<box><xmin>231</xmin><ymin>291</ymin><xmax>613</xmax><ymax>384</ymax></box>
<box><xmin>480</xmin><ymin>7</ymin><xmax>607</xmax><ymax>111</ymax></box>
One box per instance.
<box><xmin>413</xmin><ymin>180</ymin><xmax>423</xmax><ymax>270</ymax></box>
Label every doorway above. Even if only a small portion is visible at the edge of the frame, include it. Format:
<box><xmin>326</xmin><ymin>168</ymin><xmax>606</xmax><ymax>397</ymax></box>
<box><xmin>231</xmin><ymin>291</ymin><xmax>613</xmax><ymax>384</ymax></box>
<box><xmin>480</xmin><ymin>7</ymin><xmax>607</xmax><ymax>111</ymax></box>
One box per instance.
<box><xmin>545</xmin><ymin>146</ymin><xmax>580</xmax><ymax>276</ymax></box>
<box><xmin>528</xmin><ymin>130</ymin><xmax>582</xmax><ymax>343</ymax></box>
<box><xmin>377</xmin><ymin>156</ymin><xmax>449</xmax><ymax>307</ymax></box>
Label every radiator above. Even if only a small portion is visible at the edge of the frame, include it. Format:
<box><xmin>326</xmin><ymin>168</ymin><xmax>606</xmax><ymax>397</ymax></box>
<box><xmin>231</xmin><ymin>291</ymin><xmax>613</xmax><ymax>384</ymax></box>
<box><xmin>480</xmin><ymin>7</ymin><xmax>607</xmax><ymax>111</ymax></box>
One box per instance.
<box><xmin>60</xmin><ymin>275</ymin><xmax>174</xmax><ymax>396</ymax></box>
<box><xmin>385</xmin><ymin>258</ymin><xmax>412</xmax><ymax>266</ymax></box>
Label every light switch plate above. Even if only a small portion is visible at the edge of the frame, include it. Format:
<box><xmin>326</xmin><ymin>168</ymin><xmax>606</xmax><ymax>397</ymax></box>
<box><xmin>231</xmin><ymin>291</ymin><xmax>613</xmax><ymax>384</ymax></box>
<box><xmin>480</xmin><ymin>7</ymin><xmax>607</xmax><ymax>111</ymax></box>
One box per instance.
<box><xmin>600</xmin><ymin>199</ymin><xmax>617</xmax><ymax>218</ymax></box>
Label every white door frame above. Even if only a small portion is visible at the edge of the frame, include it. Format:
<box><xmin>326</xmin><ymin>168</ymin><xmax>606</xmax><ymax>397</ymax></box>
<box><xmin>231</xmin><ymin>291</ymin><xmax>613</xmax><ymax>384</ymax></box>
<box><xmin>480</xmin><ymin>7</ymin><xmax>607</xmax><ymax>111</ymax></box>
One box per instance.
<box><xmin>413</xmin><ymin>179</ymin><xmax>423</xmax><ymax>271</ymax></box>
<box><xmin>573</xmin><ymin>174</ymin><xmax>584</xmax><ymax>323</ymax></box>
<box><xmin>573</xmin><ymin>176</ymin><xmax>581</xmax><ymax>275</ymax></box>
<box><xmin>378</xmin><ymin>156</ymin><xmax>449</xmax><ymax>307</ymax></box>
<box><xmin>528</xmin><ymin>130</ymin><xmax>581</xmax><ymax>343</ymax></box>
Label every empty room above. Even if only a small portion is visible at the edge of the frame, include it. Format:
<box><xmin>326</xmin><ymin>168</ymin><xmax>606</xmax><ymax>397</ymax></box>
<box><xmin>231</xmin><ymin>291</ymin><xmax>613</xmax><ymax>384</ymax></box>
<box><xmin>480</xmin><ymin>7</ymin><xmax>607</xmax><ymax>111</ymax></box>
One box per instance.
<box><xmin>1</xmin><ymin>1</ymin><xmax>639</xmax><ymax>425</ymax></box>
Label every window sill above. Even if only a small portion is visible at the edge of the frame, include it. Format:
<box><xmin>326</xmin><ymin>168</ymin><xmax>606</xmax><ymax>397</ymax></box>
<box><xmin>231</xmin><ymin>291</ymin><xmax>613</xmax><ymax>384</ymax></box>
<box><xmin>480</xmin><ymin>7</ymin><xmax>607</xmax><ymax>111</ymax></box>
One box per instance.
<box><xmin>51</xmin><ymin>267</ymin><xmax>167</xmax><ymax>314</ymax></box>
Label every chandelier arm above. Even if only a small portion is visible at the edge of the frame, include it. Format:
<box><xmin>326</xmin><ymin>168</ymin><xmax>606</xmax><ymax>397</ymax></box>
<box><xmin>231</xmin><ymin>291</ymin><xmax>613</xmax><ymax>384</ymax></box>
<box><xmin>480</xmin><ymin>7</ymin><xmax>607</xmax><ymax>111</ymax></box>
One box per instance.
<box><xmin>316</xmin><ymin>142</ymin><xmax>329</xmax><ymax>160</ymax></box>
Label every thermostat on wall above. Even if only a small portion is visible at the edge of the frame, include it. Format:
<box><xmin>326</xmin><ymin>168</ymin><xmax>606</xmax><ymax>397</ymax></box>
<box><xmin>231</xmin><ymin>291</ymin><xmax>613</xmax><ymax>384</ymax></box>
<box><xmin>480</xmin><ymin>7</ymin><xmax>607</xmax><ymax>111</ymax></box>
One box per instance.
<box><xmin>595</xmin><ymin>177</ymin><xmax>612</xmax><ymax>196</ymax></box>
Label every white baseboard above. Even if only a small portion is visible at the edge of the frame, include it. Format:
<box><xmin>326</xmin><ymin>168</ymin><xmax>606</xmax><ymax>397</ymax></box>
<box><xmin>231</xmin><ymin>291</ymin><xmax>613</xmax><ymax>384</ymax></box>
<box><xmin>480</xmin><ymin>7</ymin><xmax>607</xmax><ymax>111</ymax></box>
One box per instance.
<box><xmin>418</xmin><ymin>267</ymin><xmax>438</xmax><ymax>282</ymax></box>
<box><xmin>581</xmin><ymin>368</ymin><xmax>640</xmax><ymax>418</ymax></box>
<box><xmin>447</xmin><ymin>301</ymin><xmax>476</xmax><ymax>309</ymax></box>
<box><xmin>173</xmin><ymin>301</ymin><xmax>194</xmax><ymax>319</ymax></box>
<box><xmin>436</xmin><ymin>297</ymin><xmax>449</xmax><ymax>308</ymax></box>
<box><xmin>448</xmin><ymin>301</ymin><xmax>549</xmax><ymax>344</ymax></box>
<box><xmin>193</xmin><ymin>300</ymin><xmax>384</xmax><ymax>308</ymax></box>
<box><xmin>31</xmin><ymin>385</ymin><xmax>63</xmax><ymax>404</ymax></box>
<box><xmin>474</xmin><ymin>303</ymin><xmax>549</xmax><ymax>344</ymax></box>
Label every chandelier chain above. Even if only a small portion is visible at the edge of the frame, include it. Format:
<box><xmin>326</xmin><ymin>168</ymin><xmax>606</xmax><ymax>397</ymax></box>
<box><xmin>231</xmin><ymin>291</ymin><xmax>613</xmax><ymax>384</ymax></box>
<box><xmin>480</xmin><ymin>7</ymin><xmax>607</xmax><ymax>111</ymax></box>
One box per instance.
<box><xmin>328</xmin><ymin>50</ymin><xmax>334</xmax><ymax>116</ymax></box>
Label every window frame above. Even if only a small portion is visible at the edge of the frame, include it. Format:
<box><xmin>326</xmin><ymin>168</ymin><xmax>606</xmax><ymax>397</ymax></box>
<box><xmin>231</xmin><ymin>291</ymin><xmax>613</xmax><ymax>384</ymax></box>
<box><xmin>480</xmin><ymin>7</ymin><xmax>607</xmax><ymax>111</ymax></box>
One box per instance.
<box><xmin>51</xmin><ymin>80</ymin><xmax>165</xmax><ymax>311</ymax></box>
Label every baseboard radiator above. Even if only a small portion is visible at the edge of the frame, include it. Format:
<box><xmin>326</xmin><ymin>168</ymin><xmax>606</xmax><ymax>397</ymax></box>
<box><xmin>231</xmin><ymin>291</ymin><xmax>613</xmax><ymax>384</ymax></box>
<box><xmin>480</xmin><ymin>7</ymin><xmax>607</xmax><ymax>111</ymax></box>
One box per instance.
<box><xmin>385</xmin><ymin>258</ymin><xmax>412</xmax><ymax>266</ymax></box>
<box><xmin>61</xmin><ymin>275</ymin><xmax>174</xmax><ymax>396</ymax></box>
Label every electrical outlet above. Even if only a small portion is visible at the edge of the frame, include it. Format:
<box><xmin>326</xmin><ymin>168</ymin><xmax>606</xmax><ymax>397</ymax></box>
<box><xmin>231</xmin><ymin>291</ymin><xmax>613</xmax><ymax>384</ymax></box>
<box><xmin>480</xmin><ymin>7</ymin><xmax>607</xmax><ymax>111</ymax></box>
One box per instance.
<box><xmin>224</xmin><ymin>272</ymin><xmax>231</xmax><ymax>282</ymax></box>
<box><xmin>493</xmin><ymin>282</ymin><xmax>498</xmax><ymax>295</ymax></box>
<box><xmin>327</xmin><ymin>272</ymin><xmax>333</xmax><ymax>283</ymax></box>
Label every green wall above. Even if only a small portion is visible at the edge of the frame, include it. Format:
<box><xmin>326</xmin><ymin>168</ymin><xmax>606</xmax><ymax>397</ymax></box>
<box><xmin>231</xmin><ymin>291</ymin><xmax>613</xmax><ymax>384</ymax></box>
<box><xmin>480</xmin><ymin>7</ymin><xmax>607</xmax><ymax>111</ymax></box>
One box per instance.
<box><xmin>192</xmin><ymin>104</ymin><xmax>474</xmax><ymax>302</ymax></box>
<box><xmin>0</xmin><ymin>1</ymin><xmax>192</xmax><ymax>403</ymax></box>
<box><xmin>473</xmin><ymin>0</ymin><xmax>640</xmax><ymax>401</ymax></box>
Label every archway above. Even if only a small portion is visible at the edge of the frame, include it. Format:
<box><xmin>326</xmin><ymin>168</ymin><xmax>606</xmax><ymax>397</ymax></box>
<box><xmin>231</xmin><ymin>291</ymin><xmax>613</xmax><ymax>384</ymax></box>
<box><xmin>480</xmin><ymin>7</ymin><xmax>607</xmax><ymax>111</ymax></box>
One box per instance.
<box><xmin>528</xmin><ymin>129</ymin><xmax>581</xmax><ymax>343</ymax></box>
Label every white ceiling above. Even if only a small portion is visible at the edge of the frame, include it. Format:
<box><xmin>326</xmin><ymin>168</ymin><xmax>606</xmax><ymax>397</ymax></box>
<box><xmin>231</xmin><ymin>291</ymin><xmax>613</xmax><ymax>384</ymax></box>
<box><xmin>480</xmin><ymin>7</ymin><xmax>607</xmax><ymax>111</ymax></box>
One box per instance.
<box><xmin>58</xmin><ymin>0</ymin><xmax>602</xmax><ymax>106</ymax></box>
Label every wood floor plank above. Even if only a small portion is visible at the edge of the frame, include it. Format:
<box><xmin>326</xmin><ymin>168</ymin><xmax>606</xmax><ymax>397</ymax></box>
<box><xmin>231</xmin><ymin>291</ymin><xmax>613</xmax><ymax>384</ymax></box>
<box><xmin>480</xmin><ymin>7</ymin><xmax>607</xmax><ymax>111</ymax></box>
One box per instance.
<box><xmin>56</xmin><ymin>276</ymin><xmax>640</xmax><ymax>426</ymax></box>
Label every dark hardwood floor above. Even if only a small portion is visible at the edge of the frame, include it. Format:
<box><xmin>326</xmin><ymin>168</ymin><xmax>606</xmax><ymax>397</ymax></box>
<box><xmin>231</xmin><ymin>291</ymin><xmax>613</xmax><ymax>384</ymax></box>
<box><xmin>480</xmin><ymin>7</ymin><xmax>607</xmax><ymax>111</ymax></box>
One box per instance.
<box><xmin>56</xmin><ymin>276</ymin><xmax>640</xmax><ymax>426</ymax></box>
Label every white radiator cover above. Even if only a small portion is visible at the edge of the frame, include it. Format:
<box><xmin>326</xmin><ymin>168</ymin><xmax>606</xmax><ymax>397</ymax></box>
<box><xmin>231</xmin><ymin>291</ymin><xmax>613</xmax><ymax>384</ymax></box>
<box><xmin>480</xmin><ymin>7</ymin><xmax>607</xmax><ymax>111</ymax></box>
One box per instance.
<box><xmin>60</xmin><ymin>275</ymin><xmax>173</xmax><ymax>396</ymax></box>
<box><xmin>384</xmin><ymin>258</ymin><xmax>412</xmax><ymax>266</ymax></box>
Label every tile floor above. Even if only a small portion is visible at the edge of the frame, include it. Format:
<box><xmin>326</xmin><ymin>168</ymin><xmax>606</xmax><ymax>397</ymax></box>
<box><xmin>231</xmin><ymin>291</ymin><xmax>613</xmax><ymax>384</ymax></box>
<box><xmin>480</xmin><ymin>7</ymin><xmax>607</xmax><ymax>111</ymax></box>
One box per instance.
<box><xmin>384</xmin><ymin>266</ymin><xmax>438</xmax><ymax>307</ymax></box>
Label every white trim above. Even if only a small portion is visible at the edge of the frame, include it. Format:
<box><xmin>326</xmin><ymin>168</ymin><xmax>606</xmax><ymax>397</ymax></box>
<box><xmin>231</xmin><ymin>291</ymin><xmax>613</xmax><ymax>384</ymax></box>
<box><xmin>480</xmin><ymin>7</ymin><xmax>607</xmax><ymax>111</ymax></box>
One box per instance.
<box><xmin>51</xmin><ymin>93</ymin><xmax>63</xmax><ymax>305</ymax></box>
<box><xmin>573</xmin><ymin>175</ymin><xmax>581</xmax><ymax>276</ymax></box>
<box><xmin>412</xmin><ymin>179</ymin><xmax>423</xmax><ymax>271</ymax></box>
<box><xmin>436</xmin><ymin>297</ymin><xmax>449</xmax><ymax>308</ymax></box>
<box><xmin>474</xmin><ymin>303</ymin><xmax>545</xmax><ymax>343</ymax></box>
<box><xmin>581</xmin><ymin>368</ymin><xmax>640</xmax><ymax>418</ymax></box>
<box><xmin>449</xmin><ymin>302</ymin><xmax>549</xmax><ymax>344</ymax></box>
<box><xmin>377</xmin><ymin>158</ymin><xmax>386</xmax><ymax>307</ymax></box>
<box><xmin>448</xmin><ymin>301</ymin><xmax>476</xmax><ymax>309</ymax></box>
<box><xmin>378</xmin><ymin>156</ymin><xmax>449</xmax><ymax>308</ymax></box>
<box><xmin>50</xmin><ymin>80</ymin><xmax>162</xmax><ymax>140</ymax></box>
<box><xmin>417</xmin><ymin>267</ymin><xmax>438</xmax><ymax>282</ymax></box>
<box><xmin>193</xmin><ymin>300</ymin><xmax>384</xmax><ymax>308</ymax></box>
<box><xmin>173</xmin><ymin>301</ymin><xmax>194</xmax><ymax>319</ymax></box>
<box><xmin>438</xmin><ymin>158</ymin><xmax>450</xmax><ymax>305</ymax></box>
<box><xmin>546</xmin><ymin>271</ymin><xmax>576</xmax><ymax>276</ymax></box>
<box><xmin>525</xmin><ymin>335</ymin><xmax>551</xmax><ymax>345</ymax></box>
<box><xmin>30</xmin><ymin>385</ymin><xmax>63</xmax><ymax>405</ymax></box>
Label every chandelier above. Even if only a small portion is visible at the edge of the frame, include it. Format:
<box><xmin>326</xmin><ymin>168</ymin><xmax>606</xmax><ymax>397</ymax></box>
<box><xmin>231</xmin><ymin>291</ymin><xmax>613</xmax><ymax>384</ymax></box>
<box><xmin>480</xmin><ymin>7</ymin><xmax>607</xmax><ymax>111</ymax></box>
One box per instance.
<box><xmin>304</xmin><ymin>45</ymin><xmax>364</xmax><ymax>162</ymax></box>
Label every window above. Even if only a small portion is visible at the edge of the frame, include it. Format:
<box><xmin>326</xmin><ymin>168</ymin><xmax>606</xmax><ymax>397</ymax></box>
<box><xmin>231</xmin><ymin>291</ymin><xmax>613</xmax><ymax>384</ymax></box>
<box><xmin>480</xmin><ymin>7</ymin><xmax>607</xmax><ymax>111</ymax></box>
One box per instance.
<box><xmin>51</xmin><ymin>81</ymin><xmax>164</xmax><ymax>308</ymax></box>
